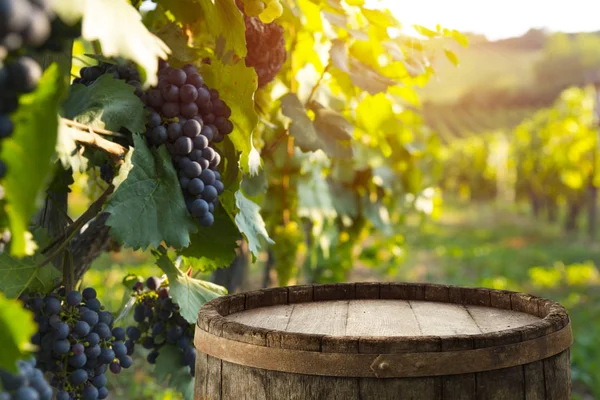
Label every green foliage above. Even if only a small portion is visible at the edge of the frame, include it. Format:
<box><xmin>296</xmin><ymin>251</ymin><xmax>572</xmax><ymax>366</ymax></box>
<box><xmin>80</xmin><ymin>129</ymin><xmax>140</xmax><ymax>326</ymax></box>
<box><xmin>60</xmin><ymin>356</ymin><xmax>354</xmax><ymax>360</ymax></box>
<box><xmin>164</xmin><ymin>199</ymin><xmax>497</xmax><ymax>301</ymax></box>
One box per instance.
<box><xmin>155</xmin><ymin>251</ymin><xmax>227</xmax><ymax>324</ymax></box>
<box><xmin>105</xmin><ymin>135</ymin><xmax>198</xmax><ymax>250</ymax></box>
<box><xmin>0</xmin><ymin>254</ymin><xmax>61</xmax><ymax>298</ymax></box>
<box><xmin>154</xmin><ymin>344</ymin><xmax>194</xmax><ymax>400</ymax></box>
<box><xmin>53</xmin><ymin>0</ymin><xmax>170</xmax><ymax>86</ymax></box>
<box><xmin>0</xmin><ymin>293</ymin><xmax>37</xmax><ymax>373</ymax></box>
<box><xmin>63</xmin><ymin>75</ymin><xmax>146</xmax><ymax>133</ymax></box>
<box><xmin>0</xmin><ymin>64</ymin><xmax>67</xmax><ymax>257</ymax></box>
<box><xmin>233</xmin><ymin>190</ymin><xmax>274</xmax><ymax>258</ymax></box>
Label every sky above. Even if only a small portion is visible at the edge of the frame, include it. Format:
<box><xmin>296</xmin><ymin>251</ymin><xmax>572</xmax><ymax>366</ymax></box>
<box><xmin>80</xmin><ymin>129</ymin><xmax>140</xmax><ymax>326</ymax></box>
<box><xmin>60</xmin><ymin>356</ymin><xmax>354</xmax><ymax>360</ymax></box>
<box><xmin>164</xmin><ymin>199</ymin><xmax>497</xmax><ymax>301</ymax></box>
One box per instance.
<box><xmin>373</xmin><ymin>0</ymin><xmax>600</xmax><ymax>40</ymax></box>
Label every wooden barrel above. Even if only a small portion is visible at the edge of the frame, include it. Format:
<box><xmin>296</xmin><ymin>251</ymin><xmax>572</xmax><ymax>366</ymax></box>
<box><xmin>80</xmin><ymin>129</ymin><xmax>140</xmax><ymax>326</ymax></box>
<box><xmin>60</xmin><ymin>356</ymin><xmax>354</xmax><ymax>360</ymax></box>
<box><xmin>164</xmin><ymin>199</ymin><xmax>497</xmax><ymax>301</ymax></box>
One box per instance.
<box><xmin>194</xmin><ymin>282</ymin><xmax>572</xmax><ymax>400</ymax></box>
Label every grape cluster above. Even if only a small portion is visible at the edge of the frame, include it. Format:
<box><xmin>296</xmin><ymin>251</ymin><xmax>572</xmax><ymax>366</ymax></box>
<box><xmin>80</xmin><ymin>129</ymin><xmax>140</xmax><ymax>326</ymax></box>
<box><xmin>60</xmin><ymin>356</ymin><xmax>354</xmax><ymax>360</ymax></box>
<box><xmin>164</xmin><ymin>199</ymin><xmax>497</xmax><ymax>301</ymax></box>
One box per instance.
<box><xmin>73</xmin><ymin>62</ymin><xmax>144</xmax><ymax>99</ymax></box>
<box><xmin>126</xmin><ymin>277</ymin><xmax>196</xmax><ymax>377</ymax></box>
<box><xmin>21</xmin><ymin>288</ymin><xmax>133</xmax><ymax>400</ymax></box>
<box><xmin>238</xmin><ymin>0</ymin><xmax>283</xmax><ymax>23</ymax></box>
<box><xmin>0</xmin><ymin>358</ymin><xmax>53</xmax><ymax>400</ymax></box>
<box><xmin>243</xmin><ymin>14</ymin><xmax>286</xmax><ymax>88</ymax></box>
<box><xmin>0</xmin><ymin>0</ymin><xmax>79</xmax><ymax>178</ymax></box>
<box><xmin>142</xmin><ymin>62</ymin><xmax>233</xmax><ymax>227</ymax></box>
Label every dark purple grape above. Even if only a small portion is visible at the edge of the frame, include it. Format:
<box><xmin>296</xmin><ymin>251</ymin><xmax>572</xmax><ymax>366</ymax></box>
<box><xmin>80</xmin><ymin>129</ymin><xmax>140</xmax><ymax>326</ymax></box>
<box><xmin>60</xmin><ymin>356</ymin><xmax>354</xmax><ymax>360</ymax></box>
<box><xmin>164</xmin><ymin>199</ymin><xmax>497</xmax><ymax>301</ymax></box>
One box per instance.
<box><xmin>53</xmin><ymin>322</ymin><xmax>70</xmax><ymax>339</ymax></box>
<box><xmin>99</xmin><ymin>348</ymin><xmax>115</xmax><ymax>364</ymax></box>
<box><xmin>200</xmin><ymin>169</ymin><xmax>216</xmax><ymax>185</ymax></box>
<box><xmin>160</xmin><ymin>84</ymin><xmax>179</xmax><ymax>102</ymax></box>
<box><xmin>195</xmin><ymin>87</ymin><xmax>210</xmax><ymax>107</ymax></box>
<box><xmin>209</xmin><ymin>89</ymin><xmax>219</xmax><ymax>100</ymax></box>
<box><xmin>119</xmin><ymin>355</ymin><xmax>133</xmax><ymax>369</ymax></box>
<box><xmin>112</xmin><ymin>342</ymin><xmax>127</xmax><ymax>359</ymax></box>
<box><xmin>86</xmin><ymin>332</ymin><xmax>100</xmax><ymax>347</ymax></box>
<box><xmin>82</xmin><ymin>288</ymin><xmax>97</xmax><ymax>300</ymax></box>
<box><xmin>82</xmin><ymin>385</ymin><xmax>99</xmax><ymax>400</ymax></box>
<box><xmin>147</xmin><ymin>111</ymin><xmax>161</xmax><ymax>128</ymax></box>
<box><xmin>188</xmin><ymin>178</ymin><xmax>205</xmax><ymax>196</ymax></box>
<box><xmin>178</xmin><ymin>156</ymin><xmax>192</xmax><ymax>169</ymax></box>
<box><xmin>69</xmin><ymin>369</ymin><xmax>88</xmax><ymax>385</ymax></box>
<box><xmin>168</xmin><ymin>69</ymin><xmax>187</xmax><ymax>86</ymax></box>
<box><xmin>174</xmin><ymin>136</ymin><xmax>193</xmax><ymax>155</ymax></box>
<box><xmin>109</xmin><ymin>361</ymin><xmax>121</xmax><ymax>374</ymax></box>
<box><xmin>182</xmin><ymin>346</ymin><xmax>197</xmax><ymax>366</ymax></box>
<box><xmin>183</xmin><ymin>120</ymin><xmax>201</xmax><ymax>138</ymax></box>
<box><xmin>180</xmin><ymin>176</ymin><xmax>190</xmax><ymax>190</ymax></box>
<box><xmin>193</xmin><ymin>135</ymin><xmax>209</xmax><ymax>150</ymax></box>
<box><xmin>112</xmin><ymin>327</ymin><xmax>126</xmax><ymax>342</ymax></box>
<box><xmin>202</xmin><ymin>147</ymin><xmax>215</xmax><ymax>162</ymax></box>
<box><xmin>74</xmin><ymin>321</ymin><xmax>91</xmax><ymax>337</ymax></box>
<box><xmin>147</xmin><ymin>351</ymin><xmax>159</xmax><ymax>364</ymax></box>
<box><xmin>86</xmin><ymin>298</ymin><xmax>101</xmax><ymax>312</ymax></box>
<box><xmin>202</xmin><ymin>112</ymin><xmax>215</xmax><ymax>124</ymax></box>
<box><xmin>85</xmin><ymin>344</ymin><xmax>101</xmax><ymax>359</ymax></box>
<box><xmin>182</xmin><ymin>64</ymin><xmax>197</xmax><ymax>76</ymax></box>
<box><xmin>94</xmin><ymin>323</ymin><xmax>111</xmax><ymax>340</ymax></box>
<box><xmin>92</xmin><ymin>374</ymin><xmax>107</xmax><ymax>388</ymax></box>
<box><xmin>72</xmin><ymin>343</ymin><xmax>85</xmax><ymax>356</ymax></box>
<box><xmin>65</xmin><ymin>290</ymin><xmax>82</xmax><ymax>306</ymax></box>
<box><xmin>124</xmin><ymin>340</ymin><xmax>135</xmax><ymax>355</ymax></box>
<box><xmin>142</xmin><ymin>337</ymin><xmax>154</xmax><ymax>349</ymax></box>
<box><xmin>202</xmin><ymin>185</ymin><xmax>218</xmax><ymax>202</ymax></box>
<box><xmin>150</xmin><ymin>125</ymin><xmax>167</xmax><ymax>145</ymax></box>
<box><xmin>98</xmin><ymin>311</ymin><xmax>113</xmax><ymax>326</ymax></box>
<box><xmin>181</xmin><ymin>101</ymin><xmax>199</xmax><ymax>119</ymax></box>
<box><xmin>49</xmin><ymin>315</ymin><xmax>61</xmax><ymax>328</ymax></box>
<box><xmin>184</xmin><ymin>161</ymin><xmax>202</xmax><ymax>178</ymax></box>
<box><xmin>212</xmin><ymin>99</ymin><xmax>231</xmax><ymax>118</ymax></box>
<box><xmin>198</xmin><ymin>212</ymin><xmax>215</xmax><ymax>227</ymax></box>
<box><xmin>53</xmin><ymin>339</ymin><xmax>70</xmax><ymax>355</ymax></box>
<box><xmin>167</xmin><ymin>122</ymin><xmax>182</xmax><ymax>141</ymax></box>
<box><xmin>210</xmin><ymin>152</ymin><xmax>221</xmax><ymax>168</ymax></box>
<box><xmin>98</xmin><ymin>387</ymin><xmax>109</xmax><ymax>399</ymax></box>
<box><xmin>146</xmin><ymin>276</ymin><xmax>161</xmax><ymax>290</ymax></box>
<box><xmin>69</xmin><ymin>353</ymin><xmax>87</xmax><ymax>368</ymax></box>
<box><xmin>191</xmin><ymin>199</ymin><xmax>210</xmax><ymax>217</ymax></box>
<box><xmin>179</xmin><ymin>84</ymin><xmax>198</xmax><ymax>103</ymax></box>
<box><xmin>212</xmin><ymin>130</ymin><xmax>224</xmax><ymax>143</ymax></box>
<box><xmin>7</xmin><ymin>57</ymin><xmax>42</xmax><ymax>93</ymax></box>
<box><xmin>81</xmin><ymin>310</ymin><xmax>99</xmax><ymax>327</ymax></box>
<box><xmin>44</xmin><ymin>296</ymin><xmax>61</xmax><ymax>314</ymax></box>
<box><xmin>187</xmin><ymin>73</ymin><xmax>204</xmax><ymax>88</ymax></box>
<box><xmin>213</xmin><ymin>179</ymin><xmax>224</xmax><ymax>194</ymax></box>
<box><xmin>57</xmin><ymin>391</ymin><xmax>70</xmax><ymax>400</ymax></box>
<box><xmin>147</xmin><ymin>89</ymin><xmax>164</xmax><ymax>108</ymax></box>
<box><xmin>162</xmin><ymin>102</ymin><xmax>180</xmax><ymax>118</ymax></box>
<box><xmin>198</xmin><ymin>158</ymin><xmax>210</xmax><ymax>170</ymax></box>
<box><xmin>189</xmin><ymin>149</ymin><xmax>204</xmax><ymax>162</ymax></box>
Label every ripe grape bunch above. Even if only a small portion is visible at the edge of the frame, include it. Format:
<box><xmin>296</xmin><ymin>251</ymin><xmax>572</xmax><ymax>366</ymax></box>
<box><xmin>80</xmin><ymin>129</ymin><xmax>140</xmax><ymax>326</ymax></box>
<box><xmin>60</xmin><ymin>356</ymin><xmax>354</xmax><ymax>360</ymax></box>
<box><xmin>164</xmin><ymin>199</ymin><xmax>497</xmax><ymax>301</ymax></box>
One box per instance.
<box><xmin>21</xmin><ymin>288</ymin><xmax>133</xmax><ymax>400</ymax></box>
<box><xmin>74</xmin><ymin>62</ymin><xmax>144</xmax><ymax>100</ymax></box>
<box><xmin>125</xmin><ymin>277</ymin><xmax>197</xmax><ymax>377</ymax></box>
<box><xmin>0</xmin><ymin>0</ymin><xmax>80</xmax><ymax>178</ymax></box>
<box><xmin>142</xmin><ymin>62</ymin><xmax>233</xmax><ymax>227</ymax></box>
<box><xmin>0</xmin><ymin>358</ymin><xmax>53</xmax><ymax>400</ymax></box>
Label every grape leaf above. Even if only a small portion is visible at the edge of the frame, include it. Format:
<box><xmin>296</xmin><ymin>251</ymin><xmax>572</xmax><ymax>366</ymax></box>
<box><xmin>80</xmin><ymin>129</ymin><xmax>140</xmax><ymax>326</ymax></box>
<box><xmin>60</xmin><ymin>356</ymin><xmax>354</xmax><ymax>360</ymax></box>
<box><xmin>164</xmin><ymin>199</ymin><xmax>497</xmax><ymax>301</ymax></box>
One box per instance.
<box><xmin>56</xmin><ymin>120</ymin><xmax>88</xmax><ymax>172</ymax></box>
<box><xmin>154</xmin><ymin>22</ymin><xmax>198</xmax><ymax>66</ymax></box>
<box><xmin>179</xmin><ymin>206</ymin><xmax>240</xmax><ymax>272</ymax></box>
<box><xmin>0</xmin><ymin>64</ymin><xmax>67</xmax><ymax>257</ymax></box>
<box><xmin>196</xmin><ymin>0</ymin><xmax>247</xmax><ymax>58</ymax></box>
<box><xmin>0</xmin><ymin>292</ymin><xmax>37</xmax><ymax>373</ymax></box>
<box><xmin>0</xmin><ymin>254</ymin><xmax>61</xmax><ymax>298</ymax></box>
<box><xmin>153</xmin><ymin>344</ymin><xmax>194</xmax><ymax>400</ymax></box>
<box><xmin>280</xmin><ymin>93</ymin><xmax>321</xmax><ymax>152</ymax></box>
<box><xmin>104</xmin><ymin>135</ymin><xmax>198</xmax><ymax>250</ymax></box>
<box><xmin>234</xmin><ymin>190</ymin><xmax>274</xmax><ymax>258</ymax></box>
<box><xmin>63</xmin><ymin>75</ymin><xmax>146</xmax><ymax>133</ymax></box>
<box><xmin>53</xmin><ymin>0</ymin><xmax>170</xmax><ymax>87</ymax></box>
<box><xmin>201</xmin><ymin>59</ymin><xmax>259</xmax><ymax>175</ymax></box>
<box><xmin>157</xmin><ymin>0</ymin><xmax>203</xmax><ymax>25</ymax></box>
<box><xmin>155</xmin><ymin>252</ymin><xmax>227</xmax><ymax>324</ymax></box>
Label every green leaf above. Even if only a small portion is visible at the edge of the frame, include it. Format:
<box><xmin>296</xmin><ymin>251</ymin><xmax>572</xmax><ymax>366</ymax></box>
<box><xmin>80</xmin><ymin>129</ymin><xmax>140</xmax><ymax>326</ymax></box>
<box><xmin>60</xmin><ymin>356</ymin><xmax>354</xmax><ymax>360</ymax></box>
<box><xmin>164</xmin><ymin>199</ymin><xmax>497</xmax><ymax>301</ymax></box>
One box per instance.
<box><xmin>197</xmin><ymin>0</ymin><xmax>247</xmax><ymax>58</ymax></box>
<box><xmin>155</xmin><ymin>252</ymin><xmax>226</xmax><ymax>324</ymax></box>
<box><xmin>233</xmin><ymin>190</ymin><xmax>274</xmax><ymax>258</ymax></box>
<box><xmin>179</xmin><ymin>206</ymin><xmax>239</xmax><ymax>272</ymax></box>
<box><xmin>444</xmin><ymin>48</ymin><xmax>459</xmax><ymax>67</ymax></box>
<box><xmin>104</xmin><ymin>135</ymin><xmax>198</xmax><ymax>250</ymax></box>
<box><xmin>157</xmin><ymin>0</ymin><xmax>202</xmax><ymax>25</ymax></box>
<box><xmin>200</xmin><ymin>59</ymin><xmax>259</xmax><ymax>175</ymax></box>
<box><xmin>154</xmin><ymin>22</ymin><xmax>198</xmax><ymax>66</ymax></box>
<box><xmin>1</xmin><ymin>64</ymin><xmax>67</xmax><ymax>257</ymax></box>
<box><xmin>0</xmin><ymin>253</ymin><xmax>61</xmax><ymax>298</ymax></box>
<box><xmin>63</xmin><ymin>75</ymin><xmax>146</xmax><ymax>133</ymax></box>
<box><xmin>153</xmin><ymin>344</ymin><xmax>194</xmax><ymax>400</ymax></box>
<box><xmin>0</xmin><ymin>292</ymin><xmax>37</xmax><ymax>373</ymax></box>
<box><xmin>280</xmin><ymin>93</ymin><xmax>320</xmax><ymax>152</ymax></box>
<box><xmin>53</xmin><ymin>0</ymin><xmax>170</xmax><ymax>87</ymax></box>
<box><xmin>56</xmin><ymin>120</ymin><xmax>88</xmax><ymax>172</ymax></box>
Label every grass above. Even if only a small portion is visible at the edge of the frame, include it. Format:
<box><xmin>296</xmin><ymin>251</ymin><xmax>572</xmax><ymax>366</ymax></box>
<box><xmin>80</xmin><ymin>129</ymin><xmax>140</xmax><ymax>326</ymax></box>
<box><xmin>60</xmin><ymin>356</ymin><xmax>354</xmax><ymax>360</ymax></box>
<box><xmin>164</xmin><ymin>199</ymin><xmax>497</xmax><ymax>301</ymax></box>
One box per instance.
<box><xmin>355</xmin><ymin>199</ymin><xmax>600</xmax><ymax>399</ymax></box>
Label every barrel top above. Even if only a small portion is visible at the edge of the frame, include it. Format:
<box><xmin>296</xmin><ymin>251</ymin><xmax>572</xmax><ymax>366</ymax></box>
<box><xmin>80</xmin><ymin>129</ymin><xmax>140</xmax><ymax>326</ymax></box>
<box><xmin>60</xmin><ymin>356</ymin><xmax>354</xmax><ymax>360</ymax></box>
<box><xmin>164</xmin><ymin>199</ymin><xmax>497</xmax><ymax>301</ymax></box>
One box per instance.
<box><xmin>225</xmin><ymin>299</ymin><xmax>540</xmax><ymax>337</ymax></box>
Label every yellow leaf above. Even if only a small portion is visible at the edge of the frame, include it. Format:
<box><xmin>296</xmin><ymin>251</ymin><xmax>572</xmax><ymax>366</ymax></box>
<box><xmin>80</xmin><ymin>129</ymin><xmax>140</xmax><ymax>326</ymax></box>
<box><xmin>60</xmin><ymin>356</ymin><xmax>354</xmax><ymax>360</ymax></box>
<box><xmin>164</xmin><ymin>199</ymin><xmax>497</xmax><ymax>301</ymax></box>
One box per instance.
<box><xmin>444</xmin><ymin>48</ymin><xmax>459</xmax><ymax>66</ymax></box>
<box><xmin>413</xmin><ymin>24</ymin><xmax>438</xmax><ymax>38</ymax></box>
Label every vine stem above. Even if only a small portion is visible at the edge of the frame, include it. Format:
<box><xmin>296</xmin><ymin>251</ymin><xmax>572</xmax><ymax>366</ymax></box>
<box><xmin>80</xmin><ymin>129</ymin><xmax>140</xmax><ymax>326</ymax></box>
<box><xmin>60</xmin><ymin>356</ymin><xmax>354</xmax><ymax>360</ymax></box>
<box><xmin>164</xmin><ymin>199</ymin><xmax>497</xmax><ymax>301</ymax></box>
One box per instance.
<box><xmin>305</xmin><ymin>62</ymin><xmax>330</xmax><ymax>107</ymax></box>
<box><xmin>61</xmin><ymin>118</ymin><xmax>128</xmax><ymax>162</ymax></box>
<box><xmin>38</xmin><ymin>185</ymin><xmax>115</xmax><ymax>268</ymax></box>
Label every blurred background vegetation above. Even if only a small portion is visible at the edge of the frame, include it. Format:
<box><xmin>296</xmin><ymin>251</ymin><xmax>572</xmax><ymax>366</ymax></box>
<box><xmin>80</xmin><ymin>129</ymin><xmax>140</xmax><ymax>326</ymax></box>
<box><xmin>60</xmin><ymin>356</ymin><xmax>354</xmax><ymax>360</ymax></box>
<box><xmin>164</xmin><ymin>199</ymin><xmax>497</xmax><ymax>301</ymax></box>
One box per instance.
<box><xmin>70</xmin><ymin>1</ymin><xmax>600</xmax><ymax>399</ymax></box>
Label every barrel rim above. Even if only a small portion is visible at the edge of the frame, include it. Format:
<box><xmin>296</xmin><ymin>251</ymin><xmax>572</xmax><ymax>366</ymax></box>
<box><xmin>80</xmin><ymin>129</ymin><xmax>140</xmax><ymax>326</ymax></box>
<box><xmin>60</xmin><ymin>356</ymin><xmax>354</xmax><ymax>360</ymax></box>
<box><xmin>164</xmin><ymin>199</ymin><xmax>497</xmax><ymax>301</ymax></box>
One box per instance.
<box><xmin>197</xmin><ymin>282</ymin><xmax>570</xmax><ymax>353</ymax></box>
